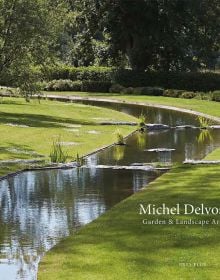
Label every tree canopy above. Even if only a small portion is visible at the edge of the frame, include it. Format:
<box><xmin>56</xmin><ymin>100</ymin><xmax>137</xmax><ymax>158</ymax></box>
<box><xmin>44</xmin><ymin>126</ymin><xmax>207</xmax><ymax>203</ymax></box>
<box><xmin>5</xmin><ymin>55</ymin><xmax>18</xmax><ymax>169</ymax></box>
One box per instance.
<box><xmin>0</xmin><ymin>0</ymin><xmax>219</xmax><ymax>90</ymax></box>
<box><xmin>0</xmin><ymin>0</ymin><xmax>65</xmax><ymax>90</ymax></box>
<box><xmin>96</xmin><ymin>0</ymin><xmax>220</xmax><ymax>71</ymax></box>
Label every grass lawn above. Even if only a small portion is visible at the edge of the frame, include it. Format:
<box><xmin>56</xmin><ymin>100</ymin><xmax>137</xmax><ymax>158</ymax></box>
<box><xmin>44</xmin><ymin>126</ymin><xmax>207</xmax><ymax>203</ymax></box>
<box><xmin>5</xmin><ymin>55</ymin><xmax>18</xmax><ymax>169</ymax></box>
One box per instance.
<box><xmin>38</xmin><ymin>92</ymin><xmax>220</xmax><ymax>280</ymax></box>
<box><xmin>44</xmin><ymin>91</ymin><xmax>220</xmax><ymax>119</ymax></box>
<box><xmin>0</xmin><ymin>97</ymin><xmax>137</xmax><ymax>177</ymax></box>
<box><xmin>204</xmin><ymin>148</ymin><xmax>220</xmax><ymax>160</ymax></box>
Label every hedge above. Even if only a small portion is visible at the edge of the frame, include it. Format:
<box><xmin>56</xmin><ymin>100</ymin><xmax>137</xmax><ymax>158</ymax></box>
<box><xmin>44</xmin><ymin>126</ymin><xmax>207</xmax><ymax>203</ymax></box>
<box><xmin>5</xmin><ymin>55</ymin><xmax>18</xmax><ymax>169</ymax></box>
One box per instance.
<box><xmin>44</xmin><ymin>79</ymin><xmax>112</xmax><ymax>93</ymax></box>
<box><xmin>45</xmin><ymin>65</ymin><xmax>220</xmax><ymax>92</ymax></box>
<box><xmin>46</xmin><ymin>65</ymin><xmax>112</xmax><ymax>82</ymax></box>
<box><xmin>113</xmin><ymin>70</ymin><xmax>220</xmax><ymax>92</ymax></box>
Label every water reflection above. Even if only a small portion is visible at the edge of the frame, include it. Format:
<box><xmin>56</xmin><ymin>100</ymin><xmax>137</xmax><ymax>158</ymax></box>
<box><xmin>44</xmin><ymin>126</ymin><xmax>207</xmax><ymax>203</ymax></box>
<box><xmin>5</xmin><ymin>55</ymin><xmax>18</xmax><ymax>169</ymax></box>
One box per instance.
<box><xmin>136</xmin><ymin>131</ymin><xmax>147</xmax><ymax>150</ymax></box>
<box><xmin>197</xmin><ymin>129</ymin><xmax>213</xmax><ymax>144</ymax></box>
<box><xmin>113</xmin><ymin>145</ymin><xmax>125</xmax><ymax>162</ymax></box>
<box><xmin>78</xmin><ymin>100</ymin><xmax>202</xmax><ymax>126</ymax></box>
<box><xmin>91</xmin><ymin>128</ymin><xmax>220</xmax><ymax>166</ymax></box>
<box><xmin>156</xmin><ymin>150</ymin><xmax>172</xmax><ymax>164</ymax></box>
<box><xmin>78</xmin><ymin>100</ymin><xmax>220</xmax><ymax>162</ymax></box>
<box><xmin>0</xmin><ymin>168</ymin><xmax>159</xmax><ymax>280</ymax></box>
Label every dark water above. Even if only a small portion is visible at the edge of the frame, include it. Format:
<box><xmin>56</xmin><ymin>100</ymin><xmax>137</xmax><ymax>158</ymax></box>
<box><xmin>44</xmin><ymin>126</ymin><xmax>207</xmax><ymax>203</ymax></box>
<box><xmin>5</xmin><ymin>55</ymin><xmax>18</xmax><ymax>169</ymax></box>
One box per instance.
<box><xmin>0</xmin><ymin>101</ymin><xmax>219</xmax><ymax>280</ymax></box>
<box><xmin>80</xmin><ymin>100</ymin><xmax>220</xmax><ymax>164</ymax></box>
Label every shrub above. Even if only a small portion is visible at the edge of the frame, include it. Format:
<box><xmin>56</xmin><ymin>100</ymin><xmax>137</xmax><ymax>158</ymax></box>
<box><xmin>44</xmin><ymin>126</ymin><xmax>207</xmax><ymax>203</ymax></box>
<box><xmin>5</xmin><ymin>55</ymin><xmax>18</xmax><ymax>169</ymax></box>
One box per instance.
<box><xmin>180</xmin><ymin>91</ymin><xmax>196</xmax><ymax>99</ymax></box>
<box><xmin>44</xmin><ymin>79</ymin><xmax>112</xmax><ymax>92</ymax></box>
<box><xmin>81</xmin><ymin>80</ymin><xmax>112</xmax><ymax>92</ymax></box>
<box><xmin>44</xmin><ymin>79</ymin><xmax>82</xmax><ymax>91</ymax></box>
<box><xmin>194</xmin><ymin>92</ymin><xmax>213</xmax><ymax>101</ymax></box>
<box><xmin>212</xmin><ymin>91</ymin><xmax>220</xmax><ymax>102</ymax></box>
<box><xmin>163</xmin><ymin>89</ymin><xmax>183</xmax><ymax>98</ymax></box>
<box><xmin>137</xmin><ymin>86</ymin><xmax>164</xmax><ymax>96</ymax></box>
<box><xmin>109</xmin><ymin>83</ymin><xmax>125</xmax><ymax>93</ymax></box>
<box><xmin>75</xmin><ymin>67</ymin><xmax>112</xmax><ymax>81</ymax></box>
<box><xmin>46</xmin><ymin>65</ymin><xmax>112</xmax><ymax>82</ymax></box>
<box><xmin>121</xmin><ymin>87</ymin><xmax>135</xmax><ymax>94</ymax></box>
<box><xmin>45</xmin><ymin>79</ymin><xmax>70</xmax><ymax>91</ymax></box>
<box><xmin>71</xmin><ymin>81</ymin><xmax>83</xmax><ymax>91</ymax></box>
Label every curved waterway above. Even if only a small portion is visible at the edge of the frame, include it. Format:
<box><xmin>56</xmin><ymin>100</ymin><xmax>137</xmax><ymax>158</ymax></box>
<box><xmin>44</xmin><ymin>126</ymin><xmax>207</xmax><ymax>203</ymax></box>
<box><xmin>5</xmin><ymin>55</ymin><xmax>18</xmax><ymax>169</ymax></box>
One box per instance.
<box><xmin>0</xmin><ymin>100</ymin><xmax>220</xmax><ymax>280</ymax></box>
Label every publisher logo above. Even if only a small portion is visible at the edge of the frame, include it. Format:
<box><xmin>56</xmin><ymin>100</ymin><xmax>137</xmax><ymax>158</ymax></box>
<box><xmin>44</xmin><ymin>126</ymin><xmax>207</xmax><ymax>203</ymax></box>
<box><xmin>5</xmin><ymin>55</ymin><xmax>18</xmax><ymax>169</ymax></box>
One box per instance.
<box><xmin>179</xmin><ymin>262</ymin><xmax>207</xmax><ymax>267</ymax></box>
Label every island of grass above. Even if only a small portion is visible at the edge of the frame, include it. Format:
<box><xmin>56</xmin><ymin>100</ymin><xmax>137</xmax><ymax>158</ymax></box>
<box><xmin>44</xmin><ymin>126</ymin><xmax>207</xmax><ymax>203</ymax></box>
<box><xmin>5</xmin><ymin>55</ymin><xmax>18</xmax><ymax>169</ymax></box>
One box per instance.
<box><xmin>0</xmin><ymin>97</ymin><xmax>137</xmax><ymax>178</ymax></box>
<box><xmin>43</xmin><ymin>90</ymin><xmax>220</xmax><ymax>120</ymax></box>
<box><xmin>38</xmin><ymin>93</ymin><xmax>220</xmax><ymax>280</ymax></box>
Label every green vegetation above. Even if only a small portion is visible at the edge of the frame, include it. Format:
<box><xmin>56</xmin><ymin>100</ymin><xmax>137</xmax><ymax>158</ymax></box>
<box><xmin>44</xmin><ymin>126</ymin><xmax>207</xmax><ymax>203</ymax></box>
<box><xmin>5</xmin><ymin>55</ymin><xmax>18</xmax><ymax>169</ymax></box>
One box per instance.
<box><xmin>75</xmin><ymin>153</ymin><xmax>84</xmax><ymax>167</ymax></box>
<box><xmin>204</xmin><ymin>148</ymin><xmax>220</xmax><ymax>161</ymax></box>
<box><xmin>0</xmin><ymin>0</ymin><xmax>65</xmax><ymax>93</ymax></box>
<box><xmin>138</xmin><ymin>113</ymin><xmax>146</xmax><ymax>128</ymax></box>
<box><xmin>45</xmin><ymin>78</ymin><xmax>111</xmax><ymax>93</ymax></box>
<box><xmin>0</xmin><ymin>97</ymin><xmax>137</xmax><ymax>177</ymax></box>
<box><xmin>0</xmin><ymin>0</ymin><xmax>220</xmax><ymax>278</ymax></box>
<box><xmin>1</xmin><ymin>1</ymin><xmax>220</xmax><ymax>96</ymax></box>
<box><xmin>54</xmin><ymin>1</ymin><xmax>220</xmax><ymax>71</ymax></box>
<box><xmin>44</xmin><ymin>67</ymin><xmax>220</xmax><ymax>92</ymax></box>
<box><xmin>198</xmin><ymin>116</ymin><xmax>213</xmax><ymax>128</ymax></box>
<box><xmin>115</xmin><ymin>129</ymin><xmax>125</xmax><ymax>145</ymax></box>
<box><xmin>49</xmin><ymin>136</ymin><xmax>68</xmax><ymax>163</ymax></box>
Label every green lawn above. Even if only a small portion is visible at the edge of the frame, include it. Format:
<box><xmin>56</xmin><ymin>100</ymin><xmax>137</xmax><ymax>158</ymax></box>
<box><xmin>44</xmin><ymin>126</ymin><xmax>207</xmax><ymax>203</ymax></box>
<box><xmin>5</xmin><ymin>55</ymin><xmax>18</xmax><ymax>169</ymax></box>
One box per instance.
<box><xmin>204</xmin><ymin>148</ymin><xmax>220</xmax><ymax>160</ymax></box>
<box><xmin>38</xmin><ymin>92</ymin><xmax>220</xmax><ymax>280</ymax></box>
<box><xmin>0</xmin><ymin>97</ymin><xmax>137</xmax><ymax>177</ymax></box>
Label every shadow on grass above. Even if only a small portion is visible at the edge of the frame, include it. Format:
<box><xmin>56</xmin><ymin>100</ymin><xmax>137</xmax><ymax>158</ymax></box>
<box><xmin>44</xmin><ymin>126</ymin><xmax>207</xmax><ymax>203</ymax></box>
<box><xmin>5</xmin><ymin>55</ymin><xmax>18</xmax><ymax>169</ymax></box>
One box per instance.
<box><xmin>0</xmin><ymin>112</ymin><xmax>97</xmax><ymax>128</ymax></box>
<box><xmin>0</xmin><ymin>143</ymin><xmax>44</xmax><ymax>160</ymax></box>
<box><xmin>0</xmin><ymin>100</ymin><xmax>28</xmax><ymax>106</ymax></box>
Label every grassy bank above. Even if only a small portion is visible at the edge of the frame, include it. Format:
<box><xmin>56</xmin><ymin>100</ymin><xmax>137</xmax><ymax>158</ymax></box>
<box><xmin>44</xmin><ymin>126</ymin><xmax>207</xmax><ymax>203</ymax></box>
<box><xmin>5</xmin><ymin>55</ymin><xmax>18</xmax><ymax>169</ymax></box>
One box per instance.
<box><xmin>38</xmin><ymin>92</ymin><xmax>220</xmax><ymax>280</ymax></box>
<box><xmin>205</xmin><ymin>148</ymin><xmax>220</xmax><ymax>160</ymax></box>
<box><xmin>0</xmin><ymin>97</ymin><xmax>137</xmax><ymax>177</ymax></box>
<box><xmin>44</xmin><ymin>91</ymin><xmax>220</xmax><ymax>119</ymax></box>
<box><xmin>38</xmin><ymin>159</ymin><xmax>220</xmax><ymax>280</ymax></box>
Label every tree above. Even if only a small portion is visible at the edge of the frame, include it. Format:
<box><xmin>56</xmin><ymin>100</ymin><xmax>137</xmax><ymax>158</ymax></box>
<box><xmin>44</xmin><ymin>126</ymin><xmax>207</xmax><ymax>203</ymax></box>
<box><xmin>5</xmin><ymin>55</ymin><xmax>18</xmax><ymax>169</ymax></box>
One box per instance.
<box><xmin>0</xmin><ymin>0</ymin><xmax>66</xmax><ymax>95</ymax></box>
<box><xmin>57</xmin><ymin>0</ymin><xmax>112</xmax><ymax>67</ymax></box>
<box><xmin>96</xmin><ymin>0</ymin><xmax>220</xmax><ymax>71</ymax></box>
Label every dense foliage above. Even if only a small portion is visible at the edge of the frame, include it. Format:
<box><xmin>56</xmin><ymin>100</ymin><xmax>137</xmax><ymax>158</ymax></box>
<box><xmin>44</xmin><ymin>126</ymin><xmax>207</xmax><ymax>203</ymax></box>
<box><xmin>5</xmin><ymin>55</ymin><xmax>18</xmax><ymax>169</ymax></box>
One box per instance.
<box><xmin>100</xmin><ymin>0</ymin><xmax>220</xmax><ymax>71</ymax></box>
<box><xmin>0</xmin><ymin>0</ymin><xmax>220</xmax><ymax>93</ymax></box>
<box><xmin>58</xmin><ymin>0</ymin><xmax>220</xmax><ymax>71</ymax></box>
<box><xmin>0</xmin><ymin>0</ymin><xmax>66</xmax><ymax>94</ymax></box>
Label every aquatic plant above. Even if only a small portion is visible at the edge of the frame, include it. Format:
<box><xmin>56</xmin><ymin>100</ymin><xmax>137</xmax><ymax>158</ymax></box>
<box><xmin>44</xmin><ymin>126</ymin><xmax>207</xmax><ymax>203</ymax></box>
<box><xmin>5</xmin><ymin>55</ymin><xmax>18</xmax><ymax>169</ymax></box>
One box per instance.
<box><xmin>75</xmin><ymin>153</ymin><xmax>84</xmax><ymax>166</ymax></box>
<box><xmin>197</xmin><ymin>116</ymin><xmax>212</xmax><ymax>129</ymax></box>
<box><xmin>115</xmin><ymin>129</ymin><xmax>125</xmax><ymax>145</ymax></box>
<box><xmin>138</xmin><ymin>113</ymin><xmax>146</xmax><ymax>128</ymax></box>
<box><xmin>49</xmin><ymin>136</ymin><xmax>68</xmax><ymax>163</ymax></box>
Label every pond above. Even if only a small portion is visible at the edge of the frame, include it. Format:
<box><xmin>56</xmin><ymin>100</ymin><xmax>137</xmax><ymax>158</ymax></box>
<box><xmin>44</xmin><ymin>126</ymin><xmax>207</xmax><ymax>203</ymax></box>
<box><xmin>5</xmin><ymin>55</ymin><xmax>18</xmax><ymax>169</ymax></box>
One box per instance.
<box><xmin>0</xmin><ymin>100</ymin><xmax>219</xmax><ymax>280</ymax></box>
